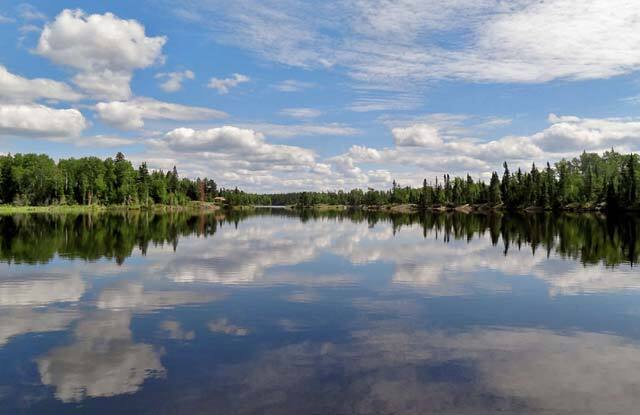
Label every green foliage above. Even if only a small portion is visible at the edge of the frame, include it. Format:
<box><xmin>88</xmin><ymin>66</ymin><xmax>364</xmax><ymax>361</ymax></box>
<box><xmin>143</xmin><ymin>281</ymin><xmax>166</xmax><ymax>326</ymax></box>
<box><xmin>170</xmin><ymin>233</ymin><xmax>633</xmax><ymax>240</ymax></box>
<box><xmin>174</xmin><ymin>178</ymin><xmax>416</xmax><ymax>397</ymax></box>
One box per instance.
<box><xmin>0</xmin><ymin>153</ymin><xmax>219</xmax><ymax>208</ymax></box>
<box><xmin>0</xmin><ymin>150</ymin><xmax>638</xmax><ymax>211</ymax></box>
<box><xmin>260</xmin><ymin>150</ymin><xmax>640</xmax><ymax>212</ymax></box>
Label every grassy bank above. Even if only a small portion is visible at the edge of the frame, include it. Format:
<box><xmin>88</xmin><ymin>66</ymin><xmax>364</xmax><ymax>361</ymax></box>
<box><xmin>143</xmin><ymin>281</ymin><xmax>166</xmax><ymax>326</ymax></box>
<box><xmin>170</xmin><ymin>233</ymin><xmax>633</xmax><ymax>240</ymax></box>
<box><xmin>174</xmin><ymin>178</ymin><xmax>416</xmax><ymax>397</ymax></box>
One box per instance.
<box><xmin>0</xmin><ymin>205</ymin><xmax>108</xmax><ymax>214</ymax></box>
<box><xmin>0</xmin><ymin>202</ymin><xmax>226</xmax><ymax>215</ymax></box>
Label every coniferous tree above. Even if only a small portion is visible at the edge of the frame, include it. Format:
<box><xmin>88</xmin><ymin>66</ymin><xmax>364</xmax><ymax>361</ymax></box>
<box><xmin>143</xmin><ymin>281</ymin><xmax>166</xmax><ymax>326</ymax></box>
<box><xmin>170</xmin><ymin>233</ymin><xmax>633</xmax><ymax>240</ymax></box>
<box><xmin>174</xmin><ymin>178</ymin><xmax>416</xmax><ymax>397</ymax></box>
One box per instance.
<box><xmin>489</xmin><ymin>172</ymin><xmax>502</xmax><ymax>205</ymax></box>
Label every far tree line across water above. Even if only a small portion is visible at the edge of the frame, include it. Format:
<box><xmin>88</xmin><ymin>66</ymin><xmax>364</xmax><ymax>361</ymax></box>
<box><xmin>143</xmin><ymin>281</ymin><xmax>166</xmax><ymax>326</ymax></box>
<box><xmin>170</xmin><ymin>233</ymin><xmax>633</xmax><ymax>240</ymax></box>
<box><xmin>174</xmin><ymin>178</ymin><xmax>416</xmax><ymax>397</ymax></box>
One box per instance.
<box><xmin>0</xmin><ymin>149</ymin><xmax>638</xmax><ymax>211</ymax></box>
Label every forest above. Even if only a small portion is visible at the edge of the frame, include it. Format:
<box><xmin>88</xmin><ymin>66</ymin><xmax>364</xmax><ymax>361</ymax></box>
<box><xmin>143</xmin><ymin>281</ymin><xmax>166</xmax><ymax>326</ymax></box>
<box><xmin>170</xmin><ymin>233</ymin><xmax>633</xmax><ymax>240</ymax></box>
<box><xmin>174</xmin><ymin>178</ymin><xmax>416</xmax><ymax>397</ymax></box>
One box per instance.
<box><xmin>268</xmin><ymin>149</ymin><xmax>639</xmax><ymax>211</ymax></box>
<box><xmin>0</xmin><ymin>152</ymin><xmax>269</xmax><ymax>207</ymax></box>
<box><xmin>0</xmin><ymin>149</ymin><xmax>638</xmax><ymax>211</ymax></box>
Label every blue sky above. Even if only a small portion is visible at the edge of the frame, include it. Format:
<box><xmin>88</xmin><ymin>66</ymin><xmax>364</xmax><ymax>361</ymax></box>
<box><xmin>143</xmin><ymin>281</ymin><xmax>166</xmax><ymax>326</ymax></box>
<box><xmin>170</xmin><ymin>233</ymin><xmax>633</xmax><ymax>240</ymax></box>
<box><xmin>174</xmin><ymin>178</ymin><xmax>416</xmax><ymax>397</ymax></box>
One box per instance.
<box><xmin>1</xmin><ymin>0</ymin><xmax>640</xmax><ymax>191</ymax></box>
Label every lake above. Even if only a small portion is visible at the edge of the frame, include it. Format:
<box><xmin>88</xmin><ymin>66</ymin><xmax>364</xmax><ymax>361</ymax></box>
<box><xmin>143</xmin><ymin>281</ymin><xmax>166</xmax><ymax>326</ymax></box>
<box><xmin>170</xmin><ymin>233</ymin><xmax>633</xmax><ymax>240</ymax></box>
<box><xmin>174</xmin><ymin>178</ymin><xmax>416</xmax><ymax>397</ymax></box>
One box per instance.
<box><xmin>1</xmin><ymin>209</ymin><xmax>639</xmax><ymax>414</ymax></box>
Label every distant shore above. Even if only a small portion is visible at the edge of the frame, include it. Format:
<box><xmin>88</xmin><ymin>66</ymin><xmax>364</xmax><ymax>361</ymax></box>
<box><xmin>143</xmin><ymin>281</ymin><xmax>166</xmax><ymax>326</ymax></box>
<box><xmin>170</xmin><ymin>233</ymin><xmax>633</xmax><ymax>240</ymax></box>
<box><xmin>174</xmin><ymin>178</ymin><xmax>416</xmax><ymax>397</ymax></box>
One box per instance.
<box><xmin>282</xmin><ymin>202</ymin><xmax>628</xmax><ymax>213</ymax></box>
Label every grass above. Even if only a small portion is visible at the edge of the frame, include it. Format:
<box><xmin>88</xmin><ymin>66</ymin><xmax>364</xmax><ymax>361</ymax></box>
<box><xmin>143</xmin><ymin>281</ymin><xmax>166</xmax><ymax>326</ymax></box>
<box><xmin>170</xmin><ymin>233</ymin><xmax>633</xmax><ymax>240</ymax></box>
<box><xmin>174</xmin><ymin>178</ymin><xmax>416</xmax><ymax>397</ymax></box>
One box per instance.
<box><xmin>0</xmin><ymin>202</ymin><xmax>225</xmax><ymax>215</ymax></box>
<box><xmin>0</xmin><ymin>205</ymin><xmax>107</xmax><ymax>214</ymax></box>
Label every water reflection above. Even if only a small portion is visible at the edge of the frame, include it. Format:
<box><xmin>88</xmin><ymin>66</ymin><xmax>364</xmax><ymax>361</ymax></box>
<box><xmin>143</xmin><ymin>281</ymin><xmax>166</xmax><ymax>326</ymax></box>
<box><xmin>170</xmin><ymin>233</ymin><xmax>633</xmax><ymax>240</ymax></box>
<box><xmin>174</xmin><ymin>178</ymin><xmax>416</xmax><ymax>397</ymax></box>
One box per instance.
<box><xmin>1</xmin><ymin>210</ymin><xmax>638</xmax><ymax>266</ymax></box>
<box><xmin>0</xmin><ymin>308</ymin><xmax>78</xmax><ymax>347</ymax></box>
<box><xmin>0</xmin><ymin>210</ymin><xmax>639</xmax><ymax>414</ymax></box>
<box><xmin>36</xmin><ymin>311</ymin><xmax>165</xmax><ymax>403</ymax></box>
<box><xmin>0</xmin><ymin>271</ymin><xmax>85</xmax><ymax>306</ymax></box>
<box><xmin>213</xmin><ymin>324</ymin><xmax>640</xmax><ymax>414</ymax></box>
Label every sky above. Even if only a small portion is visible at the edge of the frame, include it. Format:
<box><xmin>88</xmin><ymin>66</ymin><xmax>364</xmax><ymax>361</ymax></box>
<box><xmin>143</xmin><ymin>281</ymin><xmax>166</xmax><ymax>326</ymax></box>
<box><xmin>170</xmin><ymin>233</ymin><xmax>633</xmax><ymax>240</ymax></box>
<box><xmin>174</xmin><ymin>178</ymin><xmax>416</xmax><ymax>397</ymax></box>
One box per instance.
<box><xmin>1</xmin><ymin>0</ymin><xmax>640</xmax><ymax>192</ymax></box>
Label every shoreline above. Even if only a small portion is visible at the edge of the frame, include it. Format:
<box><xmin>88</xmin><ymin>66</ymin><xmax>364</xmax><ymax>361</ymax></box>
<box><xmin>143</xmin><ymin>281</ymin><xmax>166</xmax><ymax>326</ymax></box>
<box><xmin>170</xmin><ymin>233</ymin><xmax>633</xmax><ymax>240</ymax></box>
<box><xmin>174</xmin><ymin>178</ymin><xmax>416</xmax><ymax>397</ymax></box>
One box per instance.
<box><xmin>283</xmin><ymin>202</ymin><xmax>638</xmax><ymax>213</ymax></box>
<box><xmin>0</xmin><ymin>202</ymin><xmax>229</xmax><ymax>215</ymax></box>
<box><xmin>1</xmin><ymin>202</ymin><xmax>637</xmax><ymax>215</ymax></box>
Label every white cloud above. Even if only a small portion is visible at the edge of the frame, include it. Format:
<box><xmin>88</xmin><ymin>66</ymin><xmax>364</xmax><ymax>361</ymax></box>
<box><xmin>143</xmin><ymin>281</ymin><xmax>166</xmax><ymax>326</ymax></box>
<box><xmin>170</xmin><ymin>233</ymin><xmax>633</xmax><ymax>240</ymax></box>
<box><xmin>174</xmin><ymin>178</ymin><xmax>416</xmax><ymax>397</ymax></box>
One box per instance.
<box><xmin>181</xmin><ymin>0</ymin><xmax>640</xmax><ymax>89</ymax></box>
<box><xmin>36</xmin><ymin>9</ymin><xmax>166</xmax><ymax>99</ymax></box>
<box><xmin>623</xmin><ymin>95</ymin><xmax>640</xmax><ymax>105</ymax></box>
<box><xmin>18</xmin><ymin>23</ymin><xmax>40</xmax><ymax>34</ymax></box>
<box><xmin>207</xmin><ymin>73</ymin><xmax>250</xmax><ymax>94</ymax></box>
<box><xmin>273</xmin><ymin>79</ymin><xmax>315</xmax><ymax>92</ymax></box>
<box><xmin>71</xmin><ymin>70</ymin><xmax>134</xmax><ymax>101</ymax></box>
<box><xmin>279</xmin><ymin>107</ymin><xmax>322</xmax><ymax>119</ymax></box>
<box><xmin>242</xmin><ymin>123</ymin><xmax>359</xmax><ymax>138</ymax></box>
<box><xmin>329</xmin><ymin>154</ymin><xmax>367</xmax><ymax>182</ymax></box>
<box><xmin>0</xmin><ymin>65</ymin><xmax>82</xmax><ymax>103</ymax></box>
<box><xmin>17</xmin><ymin>3</ymin><xmax>46</xmax><ymax>21</ymax></box>
<box><xmin>0</xmin><ymin>14</ymin><xmax>14</xmax><ymax>24</ymax></box>
<box><xmin>164</xmin><ymin>126</ymin><xmax>315</xmax><ymax>167</ymax></box>
<box><xmin>392</xmin><ymin>124</ymin><xmax>442</xmax><ymax>147</ymax></box>
<box><xmin>347</xmin><ymin>92</ymin><xmax>421</xmax><ymax>112</ymax></box>
<box><xmin>532</xmin><ymin>114</ymin><xmax>640</xmax><ymax>153</ymax></box>
<box><xmin>76</xmin><ymin>135</ymin><xmax>136</xmax><ymax>148</ymax></box>
<box><xmin>165</xmin><ymin>126</ymin><xmax>264</xmax><ymax>152</ymax></box>
<box><xmin>156</xmin><ymin>69</ymin><xmax>195</xmax><ymax>92</ymax></box>
<box><xmin>0</xmin><ymin>104</ymin><xmax>87</xmax><ymax>137</ymax></box>
<box><xmin>335</xmin><ymin>112</ymin><xmax>640</xmax><ymax>185</ymax></box>
<box><xmin>95</xmin><ymin>97</ymin><xmax>227</xmax><ymax>130</ymax></box>
<box><xmin>130</xmin><ymin>124</ymin><xmax>357</xmax><ymax>192</ymax></box>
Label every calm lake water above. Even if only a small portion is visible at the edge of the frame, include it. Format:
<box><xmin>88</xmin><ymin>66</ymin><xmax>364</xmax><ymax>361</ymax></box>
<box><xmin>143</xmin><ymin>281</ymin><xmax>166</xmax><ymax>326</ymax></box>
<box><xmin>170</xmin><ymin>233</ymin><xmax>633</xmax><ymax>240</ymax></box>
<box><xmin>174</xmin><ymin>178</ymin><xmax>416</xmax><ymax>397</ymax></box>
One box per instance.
<box><xmin>1</xmin><ymin>209</ymin><xmax>639</xmax><ymax>414</ymax></box>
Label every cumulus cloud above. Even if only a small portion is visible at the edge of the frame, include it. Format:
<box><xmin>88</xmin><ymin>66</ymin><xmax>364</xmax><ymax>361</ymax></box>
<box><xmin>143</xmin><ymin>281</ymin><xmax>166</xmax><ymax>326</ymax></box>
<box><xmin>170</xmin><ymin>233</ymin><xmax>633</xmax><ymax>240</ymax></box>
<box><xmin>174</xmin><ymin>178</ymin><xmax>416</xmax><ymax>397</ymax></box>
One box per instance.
<box><xmin>163</xmin><ymin>126</ymin><xmax>316</xmax><ymax>167</ymax></box>
<box><xmin>71</xmin><ymin>70</ymin><xmax>134</xmax><ymax>101</ymax></box>
<box><xmin>532</xmin><ymin>114</ymin><xmax>640</xmax><ymax>153</ymax></box>
<box><xmin>207</xmin><ymin>73</ymin><xmax>250</xmax><ymax>94</ymax></box>
<box><xmin>36</xmin><ymin>9</ymin><xmax>166</xmax><ymax>99</ymax></box>
<box><xmin>392</xmin><ymin>124</ymin><xmax>442</xmax><ymax>147</ymax></box>
<box><xmin>0</xmin><ymin>65</ymin><xmax>82</xmax><ymax>103</ymax></box>
<box><xmin>279</xmin><ymin>107</ymin><xmax>322</xmax><ymax>119</ymax></box>
<box><xmin>156</xmin><ymin>69</ymin><xmax>195</xmax><ymax>92</ymax></box>
<box><xmin>143</xmin><ymin>123</ymin><xmax>344</xmax><ymax>188</ymax></box>
<box><xmin>336</xmin><ymin>113</ymin><xmax>640</xmax><ymax>185</ymax></box>
<box><xmin>0</xmin><ymin>104</ymin><xmax>87</xmax><ymax>137</ymax></box>
<box><xmin>95</xmin><ymin>97</ymin><xmax>226</xmax><ymax>130</ymax></box>
<box><xmin>166</xmin><ymin>126</ymin><xmax>263</xmax><ymax>152</ymax></box>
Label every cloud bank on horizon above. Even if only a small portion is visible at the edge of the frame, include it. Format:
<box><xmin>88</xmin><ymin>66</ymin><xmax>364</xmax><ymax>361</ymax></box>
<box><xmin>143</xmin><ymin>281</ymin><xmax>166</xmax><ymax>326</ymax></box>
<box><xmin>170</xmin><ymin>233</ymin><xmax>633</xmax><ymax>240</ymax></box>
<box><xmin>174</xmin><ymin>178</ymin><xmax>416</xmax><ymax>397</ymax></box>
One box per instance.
<box><xmin>1</xmin><ymin>0</ymin><xmax>640</xmax><ymax>192</ymax></box>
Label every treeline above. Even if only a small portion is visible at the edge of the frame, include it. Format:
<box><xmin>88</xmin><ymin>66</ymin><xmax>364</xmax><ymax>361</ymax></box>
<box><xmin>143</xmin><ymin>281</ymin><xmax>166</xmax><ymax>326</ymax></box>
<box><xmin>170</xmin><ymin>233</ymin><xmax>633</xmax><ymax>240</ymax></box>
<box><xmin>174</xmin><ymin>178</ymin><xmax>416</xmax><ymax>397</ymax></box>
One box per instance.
<box><xmin>0</xmin><ymin>150</ymin><xmax>638</xmax><ymax>210</ymax></box>
<box><xmin>0</xmin><ymin>152</ymin><xmax>271</xmax><ymax>207</ymax></box>
<box><xmin>270</xmin><ymin>150</ymin><xmax>639</xmax><ymax>211</ymax></box>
